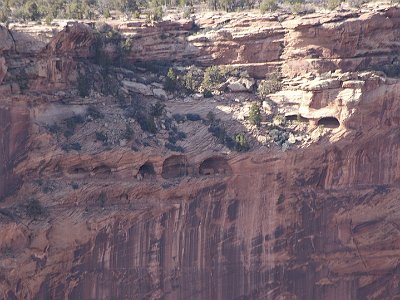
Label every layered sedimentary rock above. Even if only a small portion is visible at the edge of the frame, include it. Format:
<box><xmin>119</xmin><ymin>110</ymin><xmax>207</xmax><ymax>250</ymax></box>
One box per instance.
<box><xmin>2</xmin><ymin>6</ymin><xmax>400</xmax><ymax>300</ymax></box>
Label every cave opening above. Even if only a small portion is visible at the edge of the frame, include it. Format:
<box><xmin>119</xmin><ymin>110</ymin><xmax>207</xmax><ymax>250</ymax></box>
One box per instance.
<box><xmin>285</xmin><ymin>114</ymin><xmax>309</xmax><ymax>123</ymax></box>
<box><xmin>138</xmin><ymin>161</ymin><xmax>156</xmax><ymax>179</ymax></box>
<box><xmin>317</xmin><ymin>117</ymin><xmax>340</xmax><ymax>128</ymax></box>
<box><xmin>92</xmin><ymin>165</ymin><xmax>112</xmax><ymax>178</ymax></box>
<box><xmin>199</xmin><ymin>156</ymin><xmax>232</xmax><ymax>176</ymax></box>
<box><xmin>161</xmin><ymin>155</ymin><xmax>188</xmax><ymax>179</ymax></box>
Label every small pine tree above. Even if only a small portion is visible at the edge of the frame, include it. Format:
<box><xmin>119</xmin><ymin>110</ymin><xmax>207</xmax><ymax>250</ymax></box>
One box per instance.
<box><xmin>164</xmin><ymin>68</ymin><xmax>177</xmax><ymax>91</ymax></box>
<box><xmin>249</xmin><ymin>103</ymin><xmax>261</xmax><ymax>127</ymax></box>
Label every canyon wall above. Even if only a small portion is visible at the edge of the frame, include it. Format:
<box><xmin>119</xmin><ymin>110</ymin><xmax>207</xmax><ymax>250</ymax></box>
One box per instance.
<box><xmin>1</xmin><ymin>6</ymin><xmax>400</xmax><ymax>300</ymax></box>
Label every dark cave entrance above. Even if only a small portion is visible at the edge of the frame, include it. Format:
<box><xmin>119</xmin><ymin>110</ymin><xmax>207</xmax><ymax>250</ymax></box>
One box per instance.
<box><xmin>161</xmin><ymin>155</ymin><xmax>188</xmax><ymax>179</ymax></box>
<box><xmin>199</xmin><ymin>157</ymin><xmax>232</xmax><ymax>176</ymax></box>
<box><xmin>285</xmin><ymin>114</ymin><xmax>309</xmax><ymax>123</ymax></box>
<box><xmin>138</xmin><ymin>161</ymin><xmax>156</xmax><ymax>179</ymax></box>
<box><xmin>317</xmin><ymin>117</ymin><xmax>340</xmax><ymax>128</ymax></box>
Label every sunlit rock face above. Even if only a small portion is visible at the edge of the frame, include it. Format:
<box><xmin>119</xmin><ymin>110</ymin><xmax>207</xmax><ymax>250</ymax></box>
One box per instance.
<box><xmin>2</xmin><ymin>6</ymin><xmax>400</xmax><ymax>300</ymax></box>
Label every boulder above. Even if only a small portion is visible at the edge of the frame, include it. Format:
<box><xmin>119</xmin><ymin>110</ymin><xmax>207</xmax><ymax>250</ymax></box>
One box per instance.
<box><xmin>122</xmin><ymin>80</ymin><xmax>153</xmax><ymax>96</ymax></box>
<box><xmin>227</xmin><ymin>77</ymin><xmax>255</xmax><ymax>92</ymax></box>
<box><xmin>0</xmin><ymin>57</ymin><xmax>7</xmax><ymax>84</ymax></box>
<box><xmin>153</xmin><ymin>88</ymin><xmax>168</xmax><ymax>100</ymax></box>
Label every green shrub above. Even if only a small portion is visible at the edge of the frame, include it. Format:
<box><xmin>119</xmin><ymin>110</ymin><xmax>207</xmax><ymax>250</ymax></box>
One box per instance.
<box><xmin>201</xmin><ymin>66</ymin><xmax>224</xmax><ymax>95</ymax></box>
<box><xmin>0</xmin><ymin>5</ymin><xmax>10</xmax><ymax>23</ymax></box>
<box><xmin>181</xmin><ymin>69</ymin><xmax>199</xmax><ymax>94</ymax></box>
<box><xmin>234</xmin><ymin>133</ymin><xmax>249</xmax><ymax>152</ymax></box>
<box><xmin>103</xmin><ymin>8</ymin><xmax>111</xmax><ymax>18</ymax></box>
<box><xmin>150</xmin><ymin>101</ymin><xmax>165</xmax><ymax>117</ymax></box>
<box><xmin>78</xmin><ymin>75</ymin><xmax>91</xmax><ymax>97</ymax></box>
<box><xmin>186</xmin><ymin>113</ymin><xmax>201</xmax><ymax>121</ymax></box>
<box><xmin>136</xmin><ymin>113</ymin><xmax>157</xmax><ymax>133</ymax></box>
<box><xmin>206</xmin><ymin>111</ymin><xmax>217</xmax><ymax>124</ymax></box>
<box><xmin>61</xmin><ymin>142</ymin><xmax>82</xmax><ymax>151</ymax></box>
<box><xmin>164</xmin><ymin>68</ymin><xmax>177</xmax><ymax>91</ymax></box>
<box><xmin>26</xmin><ymin>198</ymin><xmax>46</xmax><ymax>219</ymax></box>
<box><xmin>87</xmin><ymin>106</ymin><xmax>104</xmax><ymax>119</ymax></box>
<box><xmin>65</xmin><ymin>115</ymin><xmax>85</xmax><ymax>130</ymax></box>
<box><xmin>249</xmin><ymin>103</ymin><xmax>261</xmax><ymax>127</ymax></box>
<box><xmin>260</xmin><ymin>0</ymin><xmax>279</xmax><ymax>13</ymax></box>
<box><xmin>173</xmin><ymin>113</ymin><xmax>186</xmax><ymax>123</ymax></box>
<box><xmin>95</xmin><ymin>131</ymin><xmax>108</xmax><ymax>143</ymax></box>
<box><xmin>258</xmin><ymin>72</ymin><xmax>282</xmax><ymax>99</ymax></box>
<box><xmin>326</xmin><ymin>0</ymin><xmax>343</xmax><ymax>10</ymax></box>
<box><xmin>165</xmin><ymin>143</ymin><xmax>184</xmax><ymax>152</ymax></box>
<box><xmin>98</xmin><ymin>192</ymin><xmax>107</xmax><ymax>207</ymax></box>
<box><xmin>123</xmin><ymin>125</ymin><xmax>134</xmax><ymax>140</ymax></box>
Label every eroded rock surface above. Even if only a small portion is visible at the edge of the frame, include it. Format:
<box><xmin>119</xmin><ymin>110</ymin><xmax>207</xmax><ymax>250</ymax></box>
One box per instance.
<box><xmin>1</xmin><ymin>6</ymin><xmax>400</xmax><ymax>300</ymax></box>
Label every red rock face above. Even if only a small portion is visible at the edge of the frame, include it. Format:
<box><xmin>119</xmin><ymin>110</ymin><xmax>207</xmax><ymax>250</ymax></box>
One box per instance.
<box><xmin>0</xmin><ymin>100</ymin><xmax>30</xmax><ymax>200</ymax></box>
<box><xmin>2</xmin><ymin>8</ymin><xmax>400</xmax><ymax>300</ymax></box>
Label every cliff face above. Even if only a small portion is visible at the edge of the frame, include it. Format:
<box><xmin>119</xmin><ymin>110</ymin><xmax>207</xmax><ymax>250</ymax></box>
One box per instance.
<box><xmin>2</xmin><ymin>6</ymin><xmax>400</xmax><ymax>300</ymax></box>
<box><xmin>118</xmin><ymin>6</ymin><xmax>400</xmax><ymax>78</ymax></box>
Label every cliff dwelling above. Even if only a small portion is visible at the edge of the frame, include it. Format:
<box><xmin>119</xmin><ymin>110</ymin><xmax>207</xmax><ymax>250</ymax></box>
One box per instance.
<box><xmin>199</xmin><ymin>156</ymin><xmax>232</xmax><ymax>176</ymax></box>
<box><xmin>161</xmin><ymin>155</ymin><xmax>188</xmax><ymax>179</ymax></box>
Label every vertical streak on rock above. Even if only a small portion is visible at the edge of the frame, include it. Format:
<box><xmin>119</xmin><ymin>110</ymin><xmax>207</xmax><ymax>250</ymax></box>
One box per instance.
<box><xmin>0</xmin><ymin>102</ymin><xmax>29</xmax><ymax>200</ymax></box>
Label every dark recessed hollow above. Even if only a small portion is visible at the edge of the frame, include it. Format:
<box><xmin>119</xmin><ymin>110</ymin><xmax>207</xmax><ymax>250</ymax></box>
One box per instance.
<box><xmin>317</xmin><ymin>117</ymin><xmax>340</xmax><ymax>128</ymax></box>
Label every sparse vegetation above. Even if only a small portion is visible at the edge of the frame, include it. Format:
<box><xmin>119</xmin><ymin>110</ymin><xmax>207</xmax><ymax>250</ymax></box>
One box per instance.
<box><xmin>234</xmin><ymin>133</ymin><xmax>249</xmax><ymax>152</ymax></box>
<box><xmin>26</xmin><ymin>198</ymin><xmax>46</xmax><ymax>219</ymax></box>
<box><xmin>186</xmin><ymin>113</ymin><xmax>201</xmax><ymax>121</ymax></box>
<box><xmin>258</xmin><ymin>72</ymin><xmax>282</xmax><ymax>99</ymax></box>
<box><xmin>150</xmin><ymin>101</ymin><xmax>165</xmax><ymax>117</ymax></box>
<box><xmin>165</xmin><ymin>143</ymin><xmax>184</xmax><ymax>152</ymax></box>
<box><xmin>164</xmin><ymin>68</ymin><xmax>177</xmax><ymax>92</ymax></box>
<box><xmin>77</xmin><ymin>74</ymin><xmax>91</xmax><ymax>97</ymax></box>
<box><xmin>249</xmin><ymin>103</ymin><xmax>261</xmax><ymax>127</ymax></box>
<box><xmin>201</xmin><ymin>66</ymin><xmax>224</xmax><ymax>96</ymax></box>
<box><xmin>260</xmin><ymin>0</ymin><xmax>279</xmax><ymax>13</ymax></box>
<box><xmin>326</xmin><ymin>0</ymin><xmax>343</xmax><ymax>10</ymax></box>
<box><xmin>95</xmin><ymin>131</ymin><xmax>108</xmax><ymax>143</ymax></box>
<box><xmin>62</xmin><ymin>142</ymin><xmax>82</xmax><ymax>151</ymax></box>
<box><xmin>123</xmin><ymin>124</ymin><xmax>134</xmax><ymax>140</ymax></box>
<box><xmin>98</xmin><ymin>191</ymin><xmax>107</xmax><ymax>207</ymax></box>
<box><xmin>87</xmin><ymin>106</ymin><xmax>104</xmax><ymax>119</ymax></box>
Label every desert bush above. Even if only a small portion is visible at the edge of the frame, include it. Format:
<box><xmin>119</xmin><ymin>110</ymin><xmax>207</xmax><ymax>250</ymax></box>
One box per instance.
<box><xmin>201</xmin><ymin>65</ymin><xmax>224</xmax><ymax>96</ymax></box>
<box><xmin>98</xmin><ymin>191</ymin><xmax>107</xmax><ymax>207</ymax></box>
<box><xmin>78</xmin><ymin>74</ymin><xmax>91</xmax><ymax>97</ymax></box>
<box><xmin>234</xmin><ymin>133</ymin><xmax>249</xmax><ymax>152</ymax></box>
<box><xmin>65</xmin><ymin>115</ymin><xmax>85</xmax><ymax>130</ymax></box>
<box><xmin>165</xmin><ymin>143</ymin><xmax>184</xmax><ymax>152</ymax></box>
<box><xmin>136</xmin><ymin>113</ymin><xmax>157</xmax><ymax>133</ymax></box>
<box><xmin>269</xmin><ymin>128</ymin><xmax>289</xmax><ymax>146</ymax></box>
<box><xmin>150</xmin><ymin>101</ymin><xmax>165</xmax><ymax>117</ymax></box>
<box><xmin>206</xmin><ymin>111</ymin><xmax>217</xmax><ymax>124</ymax></box>
<box><xmin>95</xmin><ymin>131</ymin><xmax>108</xmax><ymax>143</ymax></box>
<box><xmin>273</xmin><ymin>114</ymin><xmax>286</xmax><ymax>126</ymax></box>
<box><xmin>0</xmin><ymin>5</ymin><xmax>10</xmax><ymax>22</ymax></box>
<box><xmin>260</xmin><ymin>0</ymin><xmax>278</xmax><ymax>13</ymax></box>
<box><xmin>186</xmin><ymin>113</ymin><xmax>201</xmax><ymax>121</ymax></box>
<box><xmin>62</xmin><ymin>142</ymin><xmax>82</xmax><ymax>151</ymax></box>
<box><xmin>164</xmin><ymin>68</ymin><xmax>177</xmax><ymax>91</ymax></box>
<box><xmin>123</xmin><ymin>125</ymin><xmax>134</xmax><ymax>140</ymax></box>
<box><xmin>376</xmin><ymin>62</ymin><xmax>400</xmax><ymax>77</ymax></box>
<box><xmin>181</xmin><ymin>69</ymin><xmax>200</xmax><ymax>94</ymax></box>
<box><xmin>168</xmin><ymin>131</ymin><xmax>187</xmax><ymax>144</ymax></box>
<box><xmin>87</xmin><ymin>106</ymin><xmax>104</xmax><ymax>119</ymax></box>
<box><xmin>26</xmin><ymin>198</ymin><xmax>46</xmax><ymax>219</ymax></box>
<box><xmin>249</xmin><ymin>103</ymin><xmax>261</xmax><ymax>127</ymax></box>
<box><xmin>258</xmin><ymin>72</ymin><xmax>282</xmax><ymax>99</ymax></box>
<box><xmin>172</xmin><ymin>113</ymin><xmax>186</xmax><ymax>123</ymax></box>
<box><xmin>326</xmin><ymin>0</ymin><xmax>343</xmax><ymax>10</ymax></box>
